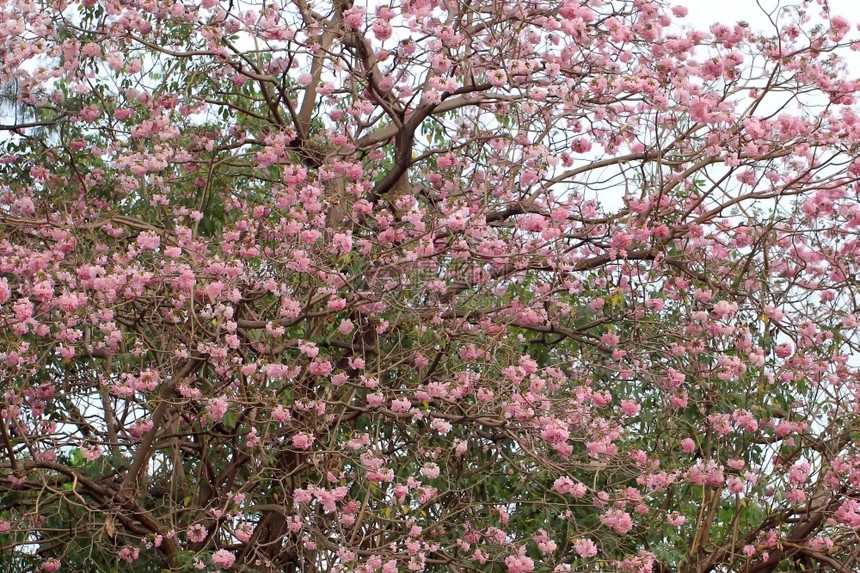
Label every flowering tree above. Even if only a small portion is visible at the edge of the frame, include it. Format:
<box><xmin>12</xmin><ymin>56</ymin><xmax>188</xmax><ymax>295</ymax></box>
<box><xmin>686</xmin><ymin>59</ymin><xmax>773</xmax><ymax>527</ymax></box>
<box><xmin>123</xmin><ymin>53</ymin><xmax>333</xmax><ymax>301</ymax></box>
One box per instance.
<box><xmin>3</xmin><ymin>0</ymin><xmax>860</xmax><ymax>570</ymax></box>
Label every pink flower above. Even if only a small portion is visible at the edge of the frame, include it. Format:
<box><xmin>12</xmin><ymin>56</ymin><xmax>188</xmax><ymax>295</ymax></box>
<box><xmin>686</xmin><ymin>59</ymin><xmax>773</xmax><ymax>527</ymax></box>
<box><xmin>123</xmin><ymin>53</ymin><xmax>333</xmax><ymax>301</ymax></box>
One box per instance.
<box><xmin>234</xmin><ymin>523</ymin><xmax>253</xmax><ymax>542</ymax></box>
<box><xmin>504</xmin><ymin>552</ymin><xmax>534</xmax><ymax>573</ymax></box>
<box><xmin>553</xmin><ymin>476</ymin><xmax>575</xmax><ymax>494</ymax></box>
<box><xmin>430</xmin><ymin>418</ymin><xmax>452</xmax><ymax>434</ymax></box>
<box><xmin>670</xmin><ymin>392</ymin><xmax>689</xmax><ymax>408</ymax></box>
<box><xmin>331</xmin><ymin>373</ymin><xmax>348</xmax><ymax>386</ymax></box>
<box><xmin>0</xmin><ymin>277</ymin><xmax>10</xmax><ymax>304</ymax></box>
<box><xmin>540</xmin><ymin>420</ymin><xmax>569</xmax><ymax>443</ymax></box>
<box><xmin>118</xmin><ymin>546</ymin><xmax>140</xmax><ymax>562</ymax></box>
<box><xmin>373</xmin><ymin>19</ymin><xmax>392</xmax><ymax>40</ymax></box>
<box><xmin>574</xmin><ymin>538</ymin><xmax>598</xmax><ymax>558</ymax></box>
<box><xmin>212</xmin><ymin>549</ymin><xmax>236</xmax><ymax>568</ymax></box>
<box><xmin>830</xmin><ymin>15</ymin><xmax>850</xmax><ymax>41</ymax></box>
<box><xmin>106</xmin><ymin>51</ymin><xmax>123</xmax><ymax>71</ymax></box>
<box><xmin>187</xmin><ymin>523</ymin><xmax>208</xmax><ymax>543</ymax></box>
<box><xmin>712</xmin><ymin>300</ymin><xmax>738</xmax><ymax>318</ymax></box>
<box><xmin>774</xmin><ymin>343</ymin><xmax>793</xmax><ymax>358</ymax></box>
<box><xmin>338</xmin><ymin>319</ymin><xmax>354</xmax><ymax>335</ymax></box>
<box><xmin>727</xmin><ymin>459</ymin><xmax>745</xmax><ymax>471</ymax></box>
<box><xmin>600</xmin><ymin>509</ymin><xmax>633</xmax><ymax>535</ymax></box>
<box><xmin>391</xmin><ymin>398</ymin><xmax>411</xmax><ymax>413</ymax></box>
<box><xmin>488</xmin><ymin>69</ymin><xmax>507</xmax><ymax>88</ymax></box>
<box><xmin>136</xmin><ymin>231</ymin><xmax>160</xmax><ymax>250</ymax></box>
<box><xmin>788</xmin><ymin>462</ymin><xmax>810</xmax><ymax>485</ymax></box>
<box><xmin>42</xmin><ymin>560</ymin><xmax>61</xmax><ymax>572</ymax></box>
<box><xmin>13</xmin><ymin>196</ymin><xmax>35</xmax><ymax>216</ymax></box>
<box><xmin>343</xmin><ymin>7</ymin><xmax>365</xmax><ymax>28</ymax></box>
<box><xmin>84</xmin><ymin>446</ymin><xmax>102</xmax><ymax>461</ymax></box>
<box><xmin>292</xmin><ymin>433</ymin><xmax>314</xmax><ymax>450</ymax></box>
<box><xmin>128</xmin><ymin>419</ymin><xmax>154</xmax><ymax>440</ymax></box>
<box><xmin>309</xmin><ymin>360</ymin><xmax>332</xmax><ymax>376</ymax></box>
<box><xmin>175</xmin><ymin>268</ymin><xmax>195</xmax><ymax>291</ymax></box>
<box><xmin>620</xmin><ymin>399</ymin><xmax>640</xmax><ymax>416</ymax></box>
<box><xmin>601</xmin><ymin>332</ymin><xmax>620</xmax><ymax>346</ymax></box>
<box><xmin>420</xmin><ymin>463</ymin><xmax>440</xmax><ymax>479</ymax></box>
<box><xmin>13</xmin><ymin>299</ymin><xmax>33</xmax><ymax>322</ymax></box>
<box><xmin>272</xmin><ymin>405</ymin><xmax>291</xmax><ymax>423</ymax></box>
<box><xmin>81</xmin><ymin>42</ymin><xmax>100</xmax><ymax>58</ymax></box>
<box><xmin>206</xmin><ymin>396</ymin><xmax>229</xmax><ymax>423</ymax></box>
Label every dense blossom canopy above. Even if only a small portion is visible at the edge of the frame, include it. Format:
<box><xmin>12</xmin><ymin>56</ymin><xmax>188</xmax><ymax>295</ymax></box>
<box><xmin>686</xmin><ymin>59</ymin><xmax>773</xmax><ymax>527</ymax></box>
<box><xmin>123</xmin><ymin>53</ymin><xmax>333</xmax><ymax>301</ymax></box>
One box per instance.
<box><xmin>2</xmin><ymin>0</ymin><xmax>860</xmax><ymax>571</ymax></box>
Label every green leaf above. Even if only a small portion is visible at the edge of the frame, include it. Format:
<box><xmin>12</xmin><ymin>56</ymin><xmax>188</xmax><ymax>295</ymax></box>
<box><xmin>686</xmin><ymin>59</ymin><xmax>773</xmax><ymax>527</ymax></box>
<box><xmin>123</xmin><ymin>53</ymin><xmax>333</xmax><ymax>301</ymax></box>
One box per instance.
<box><xmin>222</xmin><ymin>410</ymin><xmax>237</xmax><ymax>430</ymax></box>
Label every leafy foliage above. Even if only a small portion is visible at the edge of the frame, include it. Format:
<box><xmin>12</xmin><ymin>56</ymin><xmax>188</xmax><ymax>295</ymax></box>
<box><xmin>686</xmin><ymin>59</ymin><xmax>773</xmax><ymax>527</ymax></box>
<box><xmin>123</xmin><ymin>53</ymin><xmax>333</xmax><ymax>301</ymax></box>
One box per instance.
<box><xmin>1</xmin><ymin>1</ymin><xmax>860</xmax><ymax>572</ymax></box>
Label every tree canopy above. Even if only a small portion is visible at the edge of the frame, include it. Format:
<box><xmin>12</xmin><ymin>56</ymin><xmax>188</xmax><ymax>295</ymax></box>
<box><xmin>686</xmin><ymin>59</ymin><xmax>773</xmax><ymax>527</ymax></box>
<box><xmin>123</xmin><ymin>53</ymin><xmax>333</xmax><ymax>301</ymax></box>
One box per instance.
<box><xmin>2</xmin><ymin>0</ymin><xmax>860</xmax><ymax>571</ymax></box>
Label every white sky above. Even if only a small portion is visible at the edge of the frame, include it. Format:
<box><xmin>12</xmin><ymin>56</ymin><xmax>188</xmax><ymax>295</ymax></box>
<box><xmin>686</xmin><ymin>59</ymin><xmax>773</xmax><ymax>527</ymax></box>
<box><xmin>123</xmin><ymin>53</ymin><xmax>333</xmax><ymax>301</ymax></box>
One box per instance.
<box><xmin>681</xmin><ymin>0</ymin><xmax>860</xmax><ymax>33</ymax></box>
<box><xmin>676</xmin><ymin>0</ymin><xmax>860</xmax><ymax>92</ymax></box>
